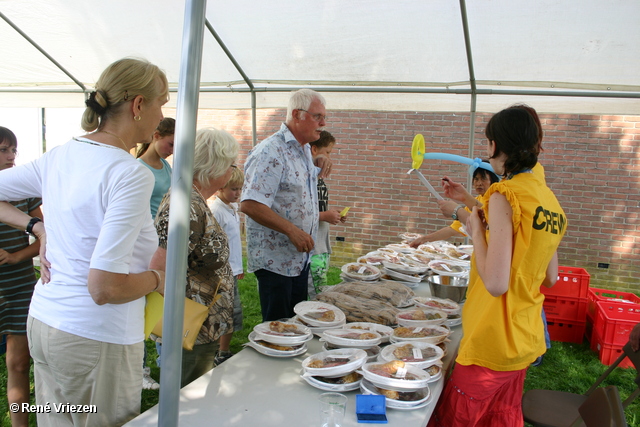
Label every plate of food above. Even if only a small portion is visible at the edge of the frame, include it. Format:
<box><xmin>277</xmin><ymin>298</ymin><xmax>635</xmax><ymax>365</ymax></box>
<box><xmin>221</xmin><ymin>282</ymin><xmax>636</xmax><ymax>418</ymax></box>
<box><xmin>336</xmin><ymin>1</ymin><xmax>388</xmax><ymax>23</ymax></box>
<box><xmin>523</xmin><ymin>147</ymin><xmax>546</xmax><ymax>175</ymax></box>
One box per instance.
<box><xmin>395</xmin><ymin>308</ymin><xmax>448</xmax><ymax>328</ymax></box>
<box><xmin>381</xmin><ymin>267</ymin><xmax>423</xmax><ymax>283</ymax></box>
<box><xmin>324</xmin><ymin>342</ymin><xmax>381</xmax><ymax>362</ymax></box>
<box><xmin>294</xmin><ymin>301</ymin><xmax>346</xmax><ymax>327</ymax></box>
<box><xmin>340</xmin><ymin>262</ymin><xmax>381</xmax><ymax>281</ymax></box>
<box><xmin>245</xmin><ymin>331</ymin><xmax>308</xmax><ymax>358</ymax></box>
<box><xmin>320</xmin><ymin>328</ymin><xmax>382</xmax><ymax>349</ymax></box>
<box><xmin>398</xmin><ymin>232</ymin><xmax>422</xmax><ymax>241</ymax></box>
<box><xmin>360</xmin><ymin>379</ymin><xmax>431</xmax><ymax>410</ymax></box>
<box><xmin>385</xmin><ymin>243</ymin><xmax>414</xmax><ymax>254</ymax></box>
<box><xmin>412</xmin><ymin>296</ymin><xmax>461</xmax><ymax>315</ymax></box>
<box><xmin>301</xmin><ymin>348</ymin><xmax>368</xmax><ymax>378</ymax></box>
<box><xmin>252</xmin><ymin>320</ymin><xmax>313</xmax><ymax>345</ymax></box>
<box><xmin>428</xmin><ymin>259</ymin><xmax>468</xmax><ymax>277</ymax></box>
<box><xmin>360</xmin><ymin>360</ymin><xmax>431</xmax><ymax>390</ymax></box>
<box><xmin>390</xmin><ymin>325</ymin><xmax>450</xmax><ymax>345</ymax></box>
<box><xmin>379</xmin><ymin>342</ymin><xmax>444</xmax><ymax>370</ymax></box>
<box><xmin>343</xmin><ymin>322</ymin><xmax>394</xmax><ymax>344</ymax></box>
<box><xmin>382</xmin><ymin>260</ymin><xmax>429</xmax><ymax>275</ymax></box>
<box><xmin>300</xmin><ymin>370</ymin><xmax>363</xmax><ymax>392</ymax></box>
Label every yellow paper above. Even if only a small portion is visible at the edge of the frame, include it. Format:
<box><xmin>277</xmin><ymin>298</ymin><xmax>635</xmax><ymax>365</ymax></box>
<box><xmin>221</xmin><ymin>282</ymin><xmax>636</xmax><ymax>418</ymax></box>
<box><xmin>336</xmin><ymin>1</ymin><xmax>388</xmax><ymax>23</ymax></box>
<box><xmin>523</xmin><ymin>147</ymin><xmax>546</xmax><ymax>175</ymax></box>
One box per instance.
<box><xmin>340</xmin><ymin>207</ymin><xmax>351</xmax><ymax>217</ymax></box>
<box><xmin>144</xmin><ymin>291</ymin><xmax>164</xmax><ymax>339</ymax></box>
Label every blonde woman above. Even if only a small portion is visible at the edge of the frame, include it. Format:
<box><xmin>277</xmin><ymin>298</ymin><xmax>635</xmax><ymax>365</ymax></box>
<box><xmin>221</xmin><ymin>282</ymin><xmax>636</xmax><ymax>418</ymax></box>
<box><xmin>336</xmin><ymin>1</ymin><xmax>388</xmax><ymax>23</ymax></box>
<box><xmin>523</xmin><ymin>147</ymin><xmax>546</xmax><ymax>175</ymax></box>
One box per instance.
<box><xmin>150</xmin><ymin>127</ymin><xmax>239</xmax><ymax>387</ymax></box>
<box><xmin>0</xmin><ymin>57</ymin><xmax>169</xmax><ymax>426</ymax></box>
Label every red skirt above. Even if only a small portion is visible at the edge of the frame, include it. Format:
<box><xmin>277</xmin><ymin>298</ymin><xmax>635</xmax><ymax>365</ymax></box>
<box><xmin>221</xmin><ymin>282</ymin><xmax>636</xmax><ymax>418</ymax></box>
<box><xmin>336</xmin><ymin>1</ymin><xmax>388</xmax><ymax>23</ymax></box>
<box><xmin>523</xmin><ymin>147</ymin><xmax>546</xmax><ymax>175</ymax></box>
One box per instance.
<box><xmin>427</xmin><ymin>363</ymin><xmax>526</xmax><ymax>427</ymax></box>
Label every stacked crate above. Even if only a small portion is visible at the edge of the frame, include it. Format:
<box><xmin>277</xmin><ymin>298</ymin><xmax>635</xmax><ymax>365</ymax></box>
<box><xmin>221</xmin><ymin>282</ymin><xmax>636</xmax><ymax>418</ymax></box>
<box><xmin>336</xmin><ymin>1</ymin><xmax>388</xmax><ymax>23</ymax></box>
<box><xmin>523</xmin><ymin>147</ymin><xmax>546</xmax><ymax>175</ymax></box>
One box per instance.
<box><xmin>589</xmin><ymin>289</ymin><xmax>640</xmax><ymax>368</ymax></box>
<box><xmin>541</xmin><ymin>266</ymin><xmax>590</xmax><ymax>344</ymax></box>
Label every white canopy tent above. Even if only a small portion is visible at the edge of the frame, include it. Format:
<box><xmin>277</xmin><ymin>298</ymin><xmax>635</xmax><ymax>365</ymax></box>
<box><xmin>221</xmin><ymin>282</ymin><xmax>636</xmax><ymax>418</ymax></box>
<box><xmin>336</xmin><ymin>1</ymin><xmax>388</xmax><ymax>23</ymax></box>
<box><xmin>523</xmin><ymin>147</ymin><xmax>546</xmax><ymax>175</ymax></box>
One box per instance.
<box><xmin>2</xmin><ymin>1</ymin><xmax>640</xmax><ymax>425</ymax></box>
<box><xmin>1</xmin><ymin>0</ymin><xmax>639</xmax><ymax>115</ymax></box>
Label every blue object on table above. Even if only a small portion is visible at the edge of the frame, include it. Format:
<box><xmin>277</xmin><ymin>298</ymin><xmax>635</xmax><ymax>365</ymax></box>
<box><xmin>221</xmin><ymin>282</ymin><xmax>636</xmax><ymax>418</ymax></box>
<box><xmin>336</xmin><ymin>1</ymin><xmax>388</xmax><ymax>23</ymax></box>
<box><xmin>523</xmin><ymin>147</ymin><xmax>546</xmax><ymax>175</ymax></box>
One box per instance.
<box><xmin>356</xmin><ymin>394</ymin><xmax>387</xmax><ymax>423</ymax></box>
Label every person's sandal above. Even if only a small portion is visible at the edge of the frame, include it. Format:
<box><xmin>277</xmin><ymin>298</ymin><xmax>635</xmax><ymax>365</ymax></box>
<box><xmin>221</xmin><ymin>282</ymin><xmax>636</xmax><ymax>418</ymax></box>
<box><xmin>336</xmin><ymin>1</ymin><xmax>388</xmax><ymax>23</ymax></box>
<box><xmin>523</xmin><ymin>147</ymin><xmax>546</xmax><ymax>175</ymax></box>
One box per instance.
<box><xmin>143</xmin><ymin>366</ymin><xmax>160</xmax><ymax>390</ymax></box>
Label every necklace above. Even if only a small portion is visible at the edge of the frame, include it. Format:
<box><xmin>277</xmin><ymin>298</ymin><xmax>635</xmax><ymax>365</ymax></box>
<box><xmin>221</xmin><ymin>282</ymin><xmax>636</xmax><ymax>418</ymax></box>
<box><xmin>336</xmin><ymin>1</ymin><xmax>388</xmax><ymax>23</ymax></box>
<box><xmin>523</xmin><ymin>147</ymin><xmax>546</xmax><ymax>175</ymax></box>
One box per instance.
<box><xmin>99</xmin><ymin>130</ymin><xmax>129</xmax><ymax>152</ymax></box>
<box><xmin>192</xmin><ymin>184</ymin><xmax>206</xmax><ymax>201</ymax></box>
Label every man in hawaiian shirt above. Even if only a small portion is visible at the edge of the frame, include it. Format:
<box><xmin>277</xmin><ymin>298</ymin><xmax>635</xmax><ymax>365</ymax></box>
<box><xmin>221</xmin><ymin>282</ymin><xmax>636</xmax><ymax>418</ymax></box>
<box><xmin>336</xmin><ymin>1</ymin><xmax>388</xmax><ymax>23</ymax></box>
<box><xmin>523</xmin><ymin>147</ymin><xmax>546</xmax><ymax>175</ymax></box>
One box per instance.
<box><xmin>241</xmin><ymin>89</ymin><xmax>332</xmax><ymax>321</ymax></box>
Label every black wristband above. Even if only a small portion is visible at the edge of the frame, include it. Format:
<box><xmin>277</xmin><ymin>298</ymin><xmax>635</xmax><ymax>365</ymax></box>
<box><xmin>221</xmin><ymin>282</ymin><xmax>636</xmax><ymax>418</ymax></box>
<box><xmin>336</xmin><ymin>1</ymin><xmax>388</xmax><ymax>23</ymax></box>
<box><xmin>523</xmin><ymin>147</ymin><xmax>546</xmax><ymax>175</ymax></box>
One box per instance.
<box><xmin>26</xmin><ymin>217</ymin><xmax>42</xmax><ymax>236</ymax></box>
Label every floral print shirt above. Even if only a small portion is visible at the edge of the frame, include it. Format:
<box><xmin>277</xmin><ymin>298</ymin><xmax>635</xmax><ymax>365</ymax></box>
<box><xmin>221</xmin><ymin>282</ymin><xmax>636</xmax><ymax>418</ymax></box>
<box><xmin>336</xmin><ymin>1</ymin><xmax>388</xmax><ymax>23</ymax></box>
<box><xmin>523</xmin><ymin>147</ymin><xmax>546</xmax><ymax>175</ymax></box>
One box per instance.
<box><xmin>155</xmin><ymin>187</ymin><xmax>234</xmax><ymax>345</ymax></box>
<box><xmin>242</xmin><ymin>123</ymin><xmax>319</xmax><ymax>276</ymax></box>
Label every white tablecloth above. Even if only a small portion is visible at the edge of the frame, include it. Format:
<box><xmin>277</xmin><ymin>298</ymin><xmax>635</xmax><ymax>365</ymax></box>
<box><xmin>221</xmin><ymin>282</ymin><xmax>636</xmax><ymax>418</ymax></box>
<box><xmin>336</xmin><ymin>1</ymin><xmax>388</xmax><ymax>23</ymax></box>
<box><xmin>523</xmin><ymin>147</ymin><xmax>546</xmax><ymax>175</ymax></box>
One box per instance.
<box><xmin>126</xmin><ymin>282</ymin><xmax>463</xmax><ymax>427</ymax></box>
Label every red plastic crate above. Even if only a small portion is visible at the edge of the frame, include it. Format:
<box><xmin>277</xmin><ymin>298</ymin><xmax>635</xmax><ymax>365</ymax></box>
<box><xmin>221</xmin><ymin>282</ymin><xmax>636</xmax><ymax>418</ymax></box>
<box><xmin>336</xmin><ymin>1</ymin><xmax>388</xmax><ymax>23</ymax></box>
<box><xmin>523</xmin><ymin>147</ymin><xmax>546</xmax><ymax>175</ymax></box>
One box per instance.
<box><xmin>591</xmin><ymin>330</ymin><xmax>634</xmax><ymax>369</ymax></box>
<box><xmin>587</xmin><ymin>287</ymin><xmax>640</xmax><ymax>322</ymax></box>
<box><xmin>594</xmin><ymin>300</ymin><xmax>640</xmax><ymax>347</ymax></box>
<box><xmin>541</xmin><ymin>266</ymin><xmax>590</xmax><ymax>299</ymax></box>
<box><xmin>543</xmin><ymin>295</ymin><xmax>588</xmax><ymax>322</ymax></box>
<box><xmin>547</xmin><ymin>319</ymin><xmax>586</xmax><ymax>344</ymax></box>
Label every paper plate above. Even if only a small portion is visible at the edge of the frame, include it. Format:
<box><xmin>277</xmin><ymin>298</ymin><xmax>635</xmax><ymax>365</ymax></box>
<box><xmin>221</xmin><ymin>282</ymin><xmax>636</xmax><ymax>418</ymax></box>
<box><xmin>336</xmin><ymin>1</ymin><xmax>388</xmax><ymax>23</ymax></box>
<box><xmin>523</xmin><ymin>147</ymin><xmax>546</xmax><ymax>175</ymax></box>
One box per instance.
<box><xmin>245</xmin><ymin>332</ymin><xmax>308</xmax><ymax>358</ymax></box>
<box><xmin>301</xmin><ymin>348</ymin><xmax>368</xmax><ymax>378</ymax></box>
<box><xmin>411</xmin><ymin>134</ymin><xmax>425</xmax><ymax>170</ymax></box>
<box><xmin>398</xmin><ymin>232</ymin><xmax>422</xmax><ymax>241</ymax></box>
<box><xmin>321</xmin><ymin>328</ymin><xmax>382</xmax><ymax>349</ymax></box>
<box><xmin>291</xmin><ymin>315</ymin><xmax>346</xmax><ymax>337</ymax></box>
<box><xmin>253</xmin><ymin>320</ymin><xmax>313</xmax><ymax>345</ymax></box>
<box><xmin>294</xmin><ymin>301</ymin><xmax>346</xmax><ymax>327</ymax></box>
<box><xmin>361</xmin><ymin>361</ymin><xmax>431</xmax><ymax>391</ymax></box>
<box><xmin>300</xmin><ymin>369</ymin><xmax>363</xmax><ymax>392</ymax></box>
<box><xmin>396</xmin><ymin>308</ymin><xmax>448</xmax><ymax>328</ymax></box>
<box><xmin>343</xmin><ymin>322</ymin><xmax>394</xmax><ymax>344</ymax></box>
<box><xmin>379</xmin><ymin>342</ymin><xmax>444</xmax><ymax>371</ymax></box>
<box><xmin>385</xmin><ymin>243</ymin><xmax>414</xmax><ymax>254</ymax></box>
<box><xmin>360</xmin><ymin>379</ymin><xmax>431</xmax><ymax>410</ymax></box>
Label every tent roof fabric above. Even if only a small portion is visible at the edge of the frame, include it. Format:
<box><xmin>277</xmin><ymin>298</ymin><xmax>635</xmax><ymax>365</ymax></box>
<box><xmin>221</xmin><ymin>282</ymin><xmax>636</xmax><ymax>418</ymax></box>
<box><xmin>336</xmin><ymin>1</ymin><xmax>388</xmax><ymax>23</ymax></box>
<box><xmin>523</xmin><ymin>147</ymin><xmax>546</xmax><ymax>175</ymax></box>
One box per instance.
<box><xmin>1</xmin><ymin>0</ymin><xmax>639</xmax><ymax>113</ymax></box>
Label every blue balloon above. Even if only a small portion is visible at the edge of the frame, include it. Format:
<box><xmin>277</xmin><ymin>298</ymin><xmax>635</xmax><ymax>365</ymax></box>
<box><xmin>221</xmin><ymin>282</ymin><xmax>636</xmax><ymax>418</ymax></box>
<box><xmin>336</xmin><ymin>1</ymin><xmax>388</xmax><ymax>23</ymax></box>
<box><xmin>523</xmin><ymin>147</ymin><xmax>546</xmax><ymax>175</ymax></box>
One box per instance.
<box><xmin>423</xmin><ymin>153</ymin><xmax>495</xmax><ymax>175</ymax></box>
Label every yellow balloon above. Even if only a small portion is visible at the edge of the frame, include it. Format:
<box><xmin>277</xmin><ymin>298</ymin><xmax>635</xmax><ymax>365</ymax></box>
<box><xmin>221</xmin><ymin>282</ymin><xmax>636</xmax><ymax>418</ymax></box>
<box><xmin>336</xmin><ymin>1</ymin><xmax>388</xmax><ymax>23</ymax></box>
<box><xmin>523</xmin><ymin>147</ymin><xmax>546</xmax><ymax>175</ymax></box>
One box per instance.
<box><xmin>411</xmin><ymin>134</ymin><xmax>425</xmax><ymax>169</ymax></box>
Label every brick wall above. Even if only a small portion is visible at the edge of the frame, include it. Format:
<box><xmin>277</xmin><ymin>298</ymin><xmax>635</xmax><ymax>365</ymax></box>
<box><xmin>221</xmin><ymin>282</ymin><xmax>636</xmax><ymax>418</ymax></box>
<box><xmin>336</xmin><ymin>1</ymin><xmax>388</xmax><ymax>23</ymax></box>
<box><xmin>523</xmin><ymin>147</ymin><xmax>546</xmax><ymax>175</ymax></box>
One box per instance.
<box><xmin>165</xmin><ymin>108</ymin><xmax>640</xmax><ymax>293</ymax></box>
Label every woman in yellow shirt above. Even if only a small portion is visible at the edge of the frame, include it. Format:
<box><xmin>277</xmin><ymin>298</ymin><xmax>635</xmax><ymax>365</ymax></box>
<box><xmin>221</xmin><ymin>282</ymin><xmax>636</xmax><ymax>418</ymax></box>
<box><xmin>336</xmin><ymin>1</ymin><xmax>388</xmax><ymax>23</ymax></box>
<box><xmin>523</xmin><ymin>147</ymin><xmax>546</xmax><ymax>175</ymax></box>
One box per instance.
<box><xmin>429</xmin><ymin>106</ymin><xmax>567</xmax><ymax>427</ymax></box>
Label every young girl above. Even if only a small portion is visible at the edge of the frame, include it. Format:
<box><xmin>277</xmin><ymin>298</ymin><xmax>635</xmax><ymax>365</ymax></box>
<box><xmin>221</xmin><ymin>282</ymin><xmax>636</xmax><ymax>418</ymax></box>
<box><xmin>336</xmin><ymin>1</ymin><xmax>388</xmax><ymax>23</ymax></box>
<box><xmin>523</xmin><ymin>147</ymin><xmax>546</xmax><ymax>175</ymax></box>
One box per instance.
<box><xmin>0</xmin><ymin>126</ymin><xmax>42</xmax><ymax>427</ymax></box>
<box><xmin>136</xmin><ymin>117</ymin><xmax>175</xmax><ymax>219</ymax></box>
<box><xmin>429</xmin><ymin>106</ymin><xmax>567</xmax><ymax>426</ymax></box>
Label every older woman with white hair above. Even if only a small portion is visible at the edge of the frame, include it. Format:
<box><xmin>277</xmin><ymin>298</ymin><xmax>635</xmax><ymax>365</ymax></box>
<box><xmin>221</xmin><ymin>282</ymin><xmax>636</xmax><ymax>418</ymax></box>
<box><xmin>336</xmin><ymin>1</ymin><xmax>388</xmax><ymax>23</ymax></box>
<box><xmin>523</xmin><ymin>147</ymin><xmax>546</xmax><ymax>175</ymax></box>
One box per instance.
<box><xmin>150</xmin><ymin>127</ymin><xmax>239</xmax><ymax>387</ymax></box>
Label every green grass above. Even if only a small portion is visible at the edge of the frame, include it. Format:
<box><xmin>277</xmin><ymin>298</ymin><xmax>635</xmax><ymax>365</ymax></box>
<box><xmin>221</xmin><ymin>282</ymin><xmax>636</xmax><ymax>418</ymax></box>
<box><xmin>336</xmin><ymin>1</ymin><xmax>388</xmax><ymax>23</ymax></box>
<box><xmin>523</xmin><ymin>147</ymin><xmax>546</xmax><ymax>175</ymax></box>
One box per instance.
<box><xmin>2</xmin><ymin>267</ymin><xmax>639</xmax><ymax>426</ymax></box>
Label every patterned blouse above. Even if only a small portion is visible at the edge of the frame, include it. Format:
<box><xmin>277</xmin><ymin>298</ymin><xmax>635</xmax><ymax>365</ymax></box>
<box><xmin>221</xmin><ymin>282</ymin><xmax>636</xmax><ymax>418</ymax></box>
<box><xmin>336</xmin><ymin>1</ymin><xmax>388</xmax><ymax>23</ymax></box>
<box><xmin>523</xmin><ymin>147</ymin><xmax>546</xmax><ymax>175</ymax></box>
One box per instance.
<box><xmin>155</xmin><ymin>187</ymin><xmax>234</xmax><ymax>345</ymax></box>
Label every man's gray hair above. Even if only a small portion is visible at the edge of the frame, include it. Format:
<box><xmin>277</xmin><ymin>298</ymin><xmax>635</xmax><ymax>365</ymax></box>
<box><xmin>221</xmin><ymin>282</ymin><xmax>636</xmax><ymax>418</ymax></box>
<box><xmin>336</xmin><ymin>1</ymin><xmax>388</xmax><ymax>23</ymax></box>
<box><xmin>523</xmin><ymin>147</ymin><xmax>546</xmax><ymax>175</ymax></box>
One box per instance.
<box><xmin>286</xmin><ymin>89</ymin><xmax>326</xmax><ymax>122</ymax></box>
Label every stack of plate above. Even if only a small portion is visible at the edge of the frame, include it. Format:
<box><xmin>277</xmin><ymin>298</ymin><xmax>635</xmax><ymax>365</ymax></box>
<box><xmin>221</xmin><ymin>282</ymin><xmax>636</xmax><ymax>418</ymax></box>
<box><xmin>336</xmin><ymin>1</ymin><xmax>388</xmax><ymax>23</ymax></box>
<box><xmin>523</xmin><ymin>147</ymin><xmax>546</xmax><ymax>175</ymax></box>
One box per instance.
<box><xmin>359</xmin><ymin>361</ymin><xmax>432</xmax><ymax>410</ymax></box>
<box><xmin>343</xmin><ymin>322</ymin><xmax>394</xmax><ymax>345</ymax></box>
<box><xmin>396</xmin><ymin>307</ymin><xmax>448</xmax><ymax>328</ymax></box>
<box><xmin>380</xmin><ymin>267</ymin><xmax>424</xmax><ymax>288</ymax></box>
<box><xmin>245</xmin><ymin>320</ymin><xmax>312</xmax><ymax>357</ymax></box>
<box><xmin>340</xmin><ymin>262</ymin><xmax>381</xmax><ymax>281</ymax></box>
<box><xmin>293</xmin><ymin>301</ymin><xmax>346</xmax><ymax>335</ymax></box>
<box><xmin>300</xmin><ymin>348</ymin><xmax>367</xmax><ymax>392</ymax></box>
<box><xmin>412</xmin><ymin>296</ymin><xmax>462</xmax><ymax>327</ymax></box>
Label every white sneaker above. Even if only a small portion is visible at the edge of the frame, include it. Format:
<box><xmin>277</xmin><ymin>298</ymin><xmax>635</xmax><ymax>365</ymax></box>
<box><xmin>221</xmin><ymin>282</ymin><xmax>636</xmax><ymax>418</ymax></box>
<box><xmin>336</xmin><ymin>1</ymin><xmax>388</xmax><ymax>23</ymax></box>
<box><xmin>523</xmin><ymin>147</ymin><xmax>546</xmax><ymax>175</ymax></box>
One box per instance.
<box><xmin>142</xmin><ymin>366</ymin><xmax>159</xmax><ymax>390</ymax></box>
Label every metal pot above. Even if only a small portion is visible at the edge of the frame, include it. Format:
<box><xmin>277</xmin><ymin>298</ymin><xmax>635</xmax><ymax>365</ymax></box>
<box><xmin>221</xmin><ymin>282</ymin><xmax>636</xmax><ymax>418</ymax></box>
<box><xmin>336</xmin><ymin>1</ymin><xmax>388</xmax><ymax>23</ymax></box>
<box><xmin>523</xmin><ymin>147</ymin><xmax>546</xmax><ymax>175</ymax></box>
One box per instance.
<box><xmin>427</xmin><ymin>275</ymin><xmax>468</xmax><ymax>303</ymax></box>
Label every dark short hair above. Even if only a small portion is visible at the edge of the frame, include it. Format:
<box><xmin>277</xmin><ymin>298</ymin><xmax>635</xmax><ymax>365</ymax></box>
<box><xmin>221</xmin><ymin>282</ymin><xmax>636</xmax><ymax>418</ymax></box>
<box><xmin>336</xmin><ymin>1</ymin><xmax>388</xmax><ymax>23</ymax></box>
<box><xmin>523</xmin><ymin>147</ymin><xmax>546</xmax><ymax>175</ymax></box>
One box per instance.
<box><xmin>309</xmin><ymin>130</ymin><xmax>335</xmax><ymax>149</ymax></box>
<box><xmin>0</xmin><ymin>126</ymin><xmax>17</xmax><ymax>148</ymax></box>
<box><xmin>473</xmin><ymin>162</ymin><xmax>500</xmax><ymax>184</ymax></box>
<box><xmin>485</xmin><ymin>107</ymin><xmax>539</xmax><ymax>176</ymax></box>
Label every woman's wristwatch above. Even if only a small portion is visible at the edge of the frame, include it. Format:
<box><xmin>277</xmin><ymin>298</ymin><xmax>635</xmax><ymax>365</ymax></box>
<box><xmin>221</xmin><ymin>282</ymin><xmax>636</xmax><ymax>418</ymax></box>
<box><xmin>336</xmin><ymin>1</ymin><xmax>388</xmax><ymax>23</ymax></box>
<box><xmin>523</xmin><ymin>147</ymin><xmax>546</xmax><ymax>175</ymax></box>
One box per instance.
<box><xmin>451</xmin><ymin>204</ymin><xmax>466</xmax><ymax>221</ymax></box>
<box><xmin>26</xmin><ymin>217</ymin><xmax>42</xmax><ymax>236</ymax></box>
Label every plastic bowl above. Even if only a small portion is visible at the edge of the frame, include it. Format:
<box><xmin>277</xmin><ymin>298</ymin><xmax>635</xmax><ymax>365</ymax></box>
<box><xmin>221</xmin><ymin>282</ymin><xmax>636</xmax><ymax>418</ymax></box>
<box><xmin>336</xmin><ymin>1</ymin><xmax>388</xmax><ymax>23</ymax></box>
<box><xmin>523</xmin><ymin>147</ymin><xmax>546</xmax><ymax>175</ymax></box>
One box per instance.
<box><xmin>427</xmin><ymin>275</ymin><xmax>468</xmax><ymax>303</ymax></box>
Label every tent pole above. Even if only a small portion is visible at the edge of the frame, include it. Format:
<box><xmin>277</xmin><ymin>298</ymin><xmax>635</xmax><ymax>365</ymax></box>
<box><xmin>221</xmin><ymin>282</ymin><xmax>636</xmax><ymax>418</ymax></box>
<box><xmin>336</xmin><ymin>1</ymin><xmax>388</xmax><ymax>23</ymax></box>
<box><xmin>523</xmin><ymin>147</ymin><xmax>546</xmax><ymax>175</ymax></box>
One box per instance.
<box><xmin>251</xmin><ymin>91</ymin><xmax>257</xmax><ymax>146</ymax></box>
<box><xmin>157</xmin><ymin>0</ymin><xmax>206</xmax><ymax>426</ymax></box>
